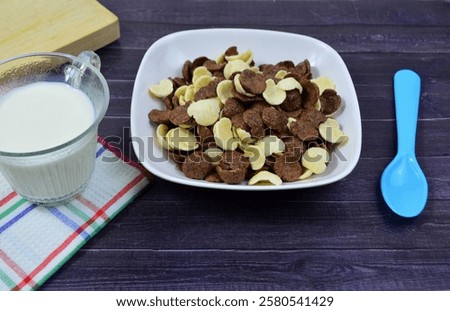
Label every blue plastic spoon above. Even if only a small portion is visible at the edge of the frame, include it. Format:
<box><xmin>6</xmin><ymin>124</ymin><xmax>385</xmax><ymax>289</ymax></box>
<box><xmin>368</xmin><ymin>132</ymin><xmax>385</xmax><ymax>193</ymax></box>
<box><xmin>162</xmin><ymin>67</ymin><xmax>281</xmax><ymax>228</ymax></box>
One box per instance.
<box><xmin>381</xmin><ymin>69</ymin><xmax>428</xmax><ymax>217</ymax></box>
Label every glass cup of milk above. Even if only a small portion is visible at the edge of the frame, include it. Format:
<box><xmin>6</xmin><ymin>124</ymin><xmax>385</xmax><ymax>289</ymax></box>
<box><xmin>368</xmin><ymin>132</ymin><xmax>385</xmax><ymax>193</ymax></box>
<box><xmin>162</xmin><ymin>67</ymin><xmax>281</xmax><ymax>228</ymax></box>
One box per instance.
<box><xmin>0</xmin><ymin>51</ymin><xmax>109</xmax><ymax>206</ymax></box>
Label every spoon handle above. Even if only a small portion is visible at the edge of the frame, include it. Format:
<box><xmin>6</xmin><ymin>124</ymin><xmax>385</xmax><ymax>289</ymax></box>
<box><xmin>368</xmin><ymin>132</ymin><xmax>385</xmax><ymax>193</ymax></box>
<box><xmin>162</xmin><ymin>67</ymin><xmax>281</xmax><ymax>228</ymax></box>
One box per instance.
<box><xmin>394</xmin><ymin>69</ymin><xmax>421</xmax><ymax>155</ymax></box>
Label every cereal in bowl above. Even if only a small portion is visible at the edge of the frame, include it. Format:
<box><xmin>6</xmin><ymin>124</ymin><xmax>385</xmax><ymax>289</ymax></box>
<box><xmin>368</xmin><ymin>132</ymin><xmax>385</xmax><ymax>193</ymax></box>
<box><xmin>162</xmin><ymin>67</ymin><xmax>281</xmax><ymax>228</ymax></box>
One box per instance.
<box><xmin>147</xmin><ymin>47</ymin><xmax>347</xmax><ymax>185</ymax></box>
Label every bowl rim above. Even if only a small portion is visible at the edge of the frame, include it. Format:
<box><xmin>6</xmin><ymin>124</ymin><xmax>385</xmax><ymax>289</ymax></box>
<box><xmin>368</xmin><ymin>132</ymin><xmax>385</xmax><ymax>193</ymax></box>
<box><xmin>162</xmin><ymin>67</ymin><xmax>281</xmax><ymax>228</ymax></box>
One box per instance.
<box><xmin>130</xmin><ymin>28</ymin><xmax>362</xmax><ymax>191</ymax></box>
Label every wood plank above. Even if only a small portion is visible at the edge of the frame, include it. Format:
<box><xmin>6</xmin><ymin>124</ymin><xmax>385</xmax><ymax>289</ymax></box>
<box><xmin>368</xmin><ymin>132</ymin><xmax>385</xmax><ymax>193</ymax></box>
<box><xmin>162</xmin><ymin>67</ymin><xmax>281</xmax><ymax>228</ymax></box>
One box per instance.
<box><xmin>342</xmin><ymin>53</ymin><xmax>450</xmax><ymax>85</ymax></box>
<box><xmin>107</xmin><ymin>80</ymin><xmax>134</xmax><ymax>116</ymax></box>
<box><xmin>100</xmin><ymin>0</ymin><xmax>450</xmax><ymax>26</ymax></box>
<box><xmin>40</xmin><ymin>249</ymin><xmax>450</xmax><ymax>290</ymax></box>
<box><xmin>97</xmin><ymin>48</ymin><xmax>145</xmax><ymax>80</ymax></box>
<box><xmin>0</xmin><ymin>0</ymin><xmax>120</xmax><ymax>60</ymax></box>
<box><xmin>362</xmin><ymin>120</ymin><xmax>450</xmax><ymax>158</ymax></box>
<box><xmin>109</xmin><ymin>21</ymin><xmax>450</xmax><ymax>54</ymax></box>
<box><xmin>82</xmin><ymin>198</ymin><xmax>450</xmax><ymax>251</ymax></box>
<box><xmin>356</xmin><ymin>83</ymin><xmax>450</xmax><ymax>120</ymax></box>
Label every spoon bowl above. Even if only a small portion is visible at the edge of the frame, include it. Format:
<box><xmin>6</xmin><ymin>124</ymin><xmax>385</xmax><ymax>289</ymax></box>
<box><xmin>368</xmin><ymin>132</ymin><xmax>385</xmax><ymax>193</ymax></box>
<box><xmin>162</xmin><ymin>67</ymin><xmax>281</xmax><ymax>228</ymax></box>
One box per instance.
<box><xmin>380</xmin><ymin>69</ymin><xmax>428</xmax><ymax>217</ymax></box>
<box><xmin>381</xmin><ymin>153</ymin><xmax>428</xmax><ymax>217</ymax></box>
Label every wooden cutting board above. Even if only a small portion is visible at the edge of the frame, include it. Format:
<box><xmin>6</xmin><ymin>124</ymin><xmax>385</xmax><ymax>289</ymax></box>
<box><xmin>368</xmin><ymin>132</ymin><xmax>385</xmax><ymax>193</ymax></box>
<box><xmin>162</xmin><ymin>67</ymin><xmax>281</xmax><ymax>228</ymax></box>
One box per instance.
<box><xmin>0</xmin><ymin>0</ymin><xmax>120</xmax><ymax>60</ymax></box>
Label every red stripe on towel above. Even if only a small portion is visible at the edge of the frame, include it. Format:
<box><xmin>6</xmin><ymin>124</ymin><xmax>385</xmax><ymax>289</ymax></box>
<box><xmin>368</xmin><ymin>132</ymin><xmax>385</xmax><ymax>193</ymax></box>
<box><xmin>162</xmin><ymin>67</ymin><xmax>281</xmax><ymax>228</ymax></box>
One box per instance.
<box><xmin>76</xmin><ymin>196</ymin><xmax>109</xmax><ymax>221</ymax></box>
<box><xmin>12</xmin><ymin>173</ymin><xmax>146</xmax><ymax>290</ymax></box>
<box><xmin>0</xmin><ymin>249</ymin><xmax>37</xmax><ymax>290</ymax></box>
<box><xmin>0</xmin><ymin>192</ymin><xmax>17</xmax><ymax>208</ymax></box>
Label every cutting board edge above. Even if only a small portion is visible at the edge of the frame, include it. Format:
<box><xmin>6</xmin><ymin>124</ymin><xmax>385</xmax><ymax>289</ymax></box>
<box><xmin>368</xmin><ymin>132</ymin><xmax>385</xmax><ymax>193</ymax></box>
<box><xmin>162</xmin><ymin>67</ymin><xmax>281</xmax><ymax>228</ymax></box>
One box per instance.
<box><xmin>55</xmin><ymin>17</ymin><xmax>121</xmax><ymax>56</ymax></box>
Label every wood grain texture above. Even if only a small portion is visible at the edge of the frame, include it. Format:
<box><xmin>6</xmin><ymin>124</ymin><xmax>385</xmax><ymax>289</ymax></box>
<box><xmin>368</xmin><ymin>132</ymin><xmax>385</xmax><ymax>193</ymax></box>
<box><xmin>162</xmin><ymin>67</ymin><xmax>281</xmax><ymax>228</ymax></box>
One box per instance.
<box><xmin>42</xmin><ymin>249</ymin><xmax>450</xmax><ymax>290</ymax></box>
<box><xmin>112</xmin><ymin>22</ymin><xmax>450</xmax><ymax>53</ymax></box>
<box><xmin>38</xmin><ymin>0</ymin><xmax>450</xmax><ymax>290</ymax></box>
<box><xmin>0</xmin><ymin>0</ymin><xmax>120</xmax><ymax>60</ymax></box>
<box><xmin>102</xmin><ymin>0</ymin><xmax>450</xmax><ymax>26</ymax></box>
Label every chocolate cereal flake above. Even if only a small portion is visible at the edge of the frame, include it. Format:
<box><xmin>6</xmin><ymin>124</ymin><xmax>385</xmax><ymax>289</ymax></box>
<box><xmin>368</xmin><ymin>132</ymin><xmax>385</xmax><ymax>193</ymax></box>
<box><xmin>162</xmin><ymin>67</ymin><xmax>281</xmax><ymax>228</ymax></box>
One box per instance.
<box><xmin>169</xmin><ymin>106</ymin><xmax>193</xmax><ymax>126</ymax></box>
<box><xmin>320</xmin><ymin>89</ymin><xmax>342</xmax><ymax>115</ymax></box>
<box><xmin>182</xmin><ymin>60</ymin><xmax>192</xmax><ymax>82</ymax></box>
<box><xmin>194</xmin><ymin>79</ymin><xmax>220</xmax><ymax>101</ymax></box>
<box><xmin>300</xmin><ymin>79</ymin><xmax>320</xmax><ymax>109</ymax></box>
<box><xmin>299</xmin><ymin>108</ymin><xmax>327</xmax><ymax>128</ymax></box>
<box><xmin>216</xmin><ymin>150</ymin><xmax>249</xmax><ymax>184</ymax></box>
<box><xmin>222</xmin><ymin>98</ymin><xmax>246</xmax><ymax>119</ymax></box>
<box><xmin>182</xmin><ymin>151</ymin><xmax>213</xmax><ymax>180</ymax></box>
<box><xmin>280</xmin><ymin>89</ymin><xmax>302</xmax><ymax>112</ymax></box>
<box><xmin>262</xmin><ymin>107</ymin><xmax>288</xmax><ymax>132</ymax></box>
<box><xmin>149</xmin><ymin>109</ymin><xmax>171</xmax><ymax>125</ymax></box>
<box><xmin>274</xmin><ymin>154</ymin><xmax>303</xmax><ymax>182</ymax></box>
<box><xmin>239</xmin><ymin>69</ymin><xmax>266</xmax><ymax>95</ymax></box>
<box><xmin>290</xmin><ymin>121</ymin><xmax>319</xmax><ymax>141</ymax></box>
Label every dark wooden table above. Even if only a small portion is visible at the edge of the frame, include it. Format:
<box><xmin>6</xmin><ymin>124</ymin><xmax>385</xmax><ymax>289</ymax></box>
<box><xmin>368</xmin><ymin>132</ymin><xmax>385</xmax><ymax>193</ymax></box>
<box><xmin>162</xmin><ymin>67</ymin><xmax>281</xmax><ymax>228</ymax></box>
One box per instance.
<box><xmin>41</xmin><ymin>0</ymin><xmax>450</xmax><ymax>290</ymax></box>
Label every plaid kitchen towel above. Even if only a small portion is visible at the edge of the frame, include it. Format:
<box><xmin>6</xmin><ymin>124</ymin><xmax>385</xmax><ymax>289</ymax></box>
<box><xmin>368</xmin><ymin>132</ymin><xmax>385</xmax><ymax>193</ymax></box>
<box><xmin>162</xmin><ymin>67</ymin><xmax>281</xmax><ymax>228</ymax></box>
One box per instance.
<box><xmin>0</xmin><ymin>137</ymin><xmax>150</xmax><ymax>290</ymax></box>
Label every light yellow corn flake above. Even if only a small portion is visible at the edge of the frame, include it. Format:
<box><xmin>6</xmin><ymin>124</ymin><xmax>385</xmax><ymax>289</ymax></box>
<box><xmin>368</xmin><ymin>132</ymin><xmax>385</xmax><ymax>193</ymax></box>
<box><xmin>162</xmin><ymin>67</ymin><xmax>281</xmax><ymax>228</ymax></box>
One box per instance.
<box><xmin>148</xmin><ymin>79</ymin><xmax>173</xmax><ymax>98</ymax></box>
<box><xmin>216</xmin><ymin>80</ymin><xmax>233</xmax><ymax>104</ymax></box>
<box><xmin>213</xmin><ymin>117</ymin><xmax>239</xmax><ymax>151</ymax></box>
<box><xmin>187</xmin><ymin>97</ymin><xmax>222</xmax><ymax>126</ymax></box>
<box><xmin>339</xmin><ymin>135</ymin><xmax>349</xmax><ymax>146</ymax></box>
<box><xmin>311</xmin><ymin>76</ymin><xmax>335</xmax><ymax>95</ymax></box>
<box><xmin>301</xmin><ymin>147</ymin><xmax>329</xmax><ymax>174</ymax></box>
<box><xmin>174</xmin><ymin>85</ymin><xmax>188</xmax><ymax>98</ymax></box>
<box><xmin>315</xmin><ymin>100</ymin><xmax>321</xmax><ymax>111</ymax></box>
<box><xmin>179</xmin><ymin>123</ymin><xmax>194</xmax><ymax>129</ymax></box>
<box><xmin>275</xmin><ymin>70</ymin><xmax>288</xmax><ymax>79</ymax></box>
<box><xmin>318</xmin><ymin>118</ymin><xmax>348</xmax><ymax>144</ymax></box>
<box><xmin>287</xmin><ymin>117</ymin><xmax>297</xmax><ymax>130</ymax></box>
<box><xmin>192</xmin><ymin>66</ymin><xmax>212</xmax><ymax>84</ymax></box>
<box><xmin>231</xmin><ymin>125</ymin><xmax>238</xmax><ymax>138</ymax></box>
<box><xmin>322</xmin><ymin>117</ymin><xmax>339</xmax><ymax>128</ymax></box>
<box><xmin>236</xmin><ymin>128</ymin><xmax>254</xmax><ymax>150</ymax></box>
<box><xmin>216</xmin><ymin>52</ymin><xmax>226</xmax><ymax>64</ymax></box>
<box><xmin>258</xmin><ymin>135</ymin><xmax>285</xmax><ymax>157</ymax></box>
<box><xmin>249</xmin><ymin>171</ymin><xmax>282</xmax><ymax>186</ymax></box>
<box><xmin>204</xmin><ymin>147</ymin><xmax>223</xmax><ymax>165</ymax></box>
<box><xmin>249</xmin><ymin>66</ymin><xmax>262</xmax><ymax>74</ymax></box>
<box><xmin>194</xmin><ymin>75</ymin><xmax>215</xmax><ymax>93</ymax></box>
<box><xmin>166</xmin><ymin>127</ymin><xmax>199</xmax><ymax>151</ymax></box>
<box><xmin>234</xmin><ymin>74</ymin><xmax>255</xmax><ymax>97</ymax></box>
<box><xmin>243</xmin><ymin>143</ymin><xmax>265</xmax><ymax>171</ymax></box>
<box><xmin>223</xmin><ymin>59</ymin><xmax>251</xmax><ymax>79</ymax></box>
<box><xmin>235</xmin><ymin>128</ymin><xmax>253</xmax><ymax>142</ymax></box>
<box><xmin>156</xmin><ymin>124</ymin><xmax>171</xmax><ymax>150</ymax></box>
<box><xmin>262</xmin><ymin>79</ymin><xmax>286</xmax><ymax>106</ymax></box>
<box><xmin>225</xmin><ymin>49</ymin><xmax>253</xmax><ymax>64</ymax></box>
<box><xmin>179</xmin><ymin>95</ymin><xmax>186</xmax><ymax>106</ymax></box>
<box><xmin>277</xmin><ymin>77</ymin><xmax>302</xmax><ymax>92</ymax></box>
<box><xmin>299</xmin><ymin>169</ymin><xmax>313</xmax><ymax>180</ymax></box>
<box><xmin>184</xmin><ymin>85</ymin><xmax>195</xmax><ymax>102</ymax></box>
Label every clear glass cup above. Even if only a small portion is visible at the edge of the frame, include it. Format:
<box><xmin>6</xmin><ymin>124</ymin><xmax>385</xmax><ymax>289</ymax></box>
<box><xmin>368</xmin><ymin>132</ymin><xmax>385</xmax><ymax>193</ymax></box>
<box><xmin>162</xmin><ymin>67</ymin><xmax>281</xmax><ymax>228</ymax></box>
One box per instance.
<box><xmin>0</xmin><ymin>51</ymin><xmax>109</xmax><ymax>206</ymax></box>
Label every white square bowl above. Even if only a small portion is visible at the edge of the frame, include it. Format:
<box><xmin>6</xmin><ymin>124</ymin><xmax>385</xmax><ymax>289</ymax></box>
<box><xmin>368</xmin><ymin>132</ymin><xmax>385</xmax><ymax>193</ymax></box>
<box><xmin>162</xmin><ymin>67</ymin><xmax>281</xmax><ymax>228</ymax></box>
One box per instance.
<box><xmin>130</xmin><ymin>28</ymin><xmax>361</xmax><ymax>190</ymax></box>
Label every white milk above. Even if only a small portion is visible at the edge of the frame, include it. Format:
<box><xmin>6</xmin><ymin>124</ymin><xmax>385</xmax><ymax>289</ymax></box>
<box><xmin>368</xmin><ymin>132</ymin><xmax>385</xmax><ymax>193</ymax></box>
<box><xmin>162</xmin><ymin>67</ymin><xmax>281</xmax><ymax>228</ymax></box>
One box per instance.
<box><xmin>0</xmin><ymin>82</ymin><xmax>98</xmax><ymax>204</ymax></box>
<box><xmin>0</xmin><ymin>82</ymin><xmax>94</xmax><ymax>152</ymax></box>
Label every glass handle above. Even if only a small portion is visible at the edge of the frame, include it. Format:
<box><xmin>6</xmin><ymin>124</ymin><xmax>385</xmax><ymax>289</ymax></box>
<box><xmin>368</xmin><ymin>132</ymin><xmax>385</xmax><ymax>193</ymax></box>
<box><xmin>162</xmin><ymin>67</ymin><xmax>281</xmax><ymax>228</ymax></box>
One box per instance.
<box><xmin>66</xmin><ymin>51</ymin><xmax>101</xmax><ymax>87</ymax></box>
<box><xmin>78</xmin><ymin>51</ymin><xmax>101</xmax><ymax>70</ymax></box>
